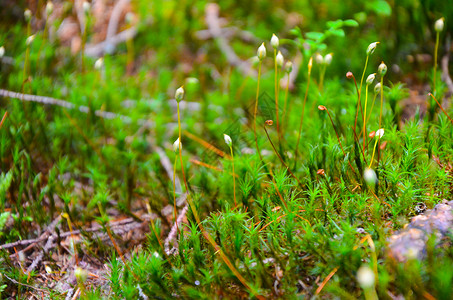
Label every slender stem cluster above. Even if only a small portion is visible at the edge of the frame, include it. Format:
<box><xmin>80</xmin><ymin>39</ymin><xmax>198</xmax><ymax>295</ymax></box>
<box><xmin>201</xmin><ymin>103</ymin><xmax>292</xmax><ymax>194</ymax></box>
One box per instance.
<box><xmin>173</xmin><ymin>87</ymin><xmax>262</xmax><ymax>298</ymax></box>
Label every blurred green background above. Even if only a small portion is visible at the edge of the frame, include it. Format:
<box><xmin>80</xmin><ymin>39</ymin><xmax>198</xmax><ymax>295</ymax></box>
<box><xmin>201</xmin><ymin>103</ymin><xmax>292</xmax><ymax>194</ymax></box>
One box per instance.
<box><xmin>0</xmin><ymin>0</ymin><xmax>451</xmax><ymax>91</ymax></box>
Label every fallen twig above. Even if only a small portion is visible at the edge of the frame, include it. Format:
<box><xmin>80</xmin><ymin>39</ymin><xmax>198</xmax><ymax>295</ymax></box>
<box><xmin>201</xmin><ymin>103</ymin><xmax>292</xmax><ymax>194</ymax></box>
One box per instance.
<box><xmin>26</xmin><ymin>235</ymin><xmax>55</xmax><ymax>274</ymax></box>
<box><xmin>0</xmin><ymin>89</ymin><xmax>203</xmax><ymax>134</ymax></box>
<box><xmin>3</xmin><ymin>273</ymin><xmax>47</xmax><ymax>293</ymax></box>
<box><xmin>0</xmin><ymin>89</ymin><xmax>76</xmax><ymax>109</ymax></box>
<box><xmin>2</xmin><ymin>216</ymin><xmax>61</xmax><ymax>251</ymax></box>
<box><xmin>0</xmin><ymin>88</ymin><xmax>145</xmax><ymax>125</ymax></box>
<box><xmin>164</xmin><ymin>202</ymin><xmax>189</xmax><ymax>256</ymax></box>
<box><xmin>70</xmin><ymin>288</ymin><xmax>81</xmax><ymax>300</ymax></box>
<box><xmin>315</xmin><ymin>267</ymin><xmax>339</xmax><ymax>295</ymax></box>
<box><xmin>3</xmin><ymin>215</ymin><xmax>151</xmax><ymax>254</ymax></box>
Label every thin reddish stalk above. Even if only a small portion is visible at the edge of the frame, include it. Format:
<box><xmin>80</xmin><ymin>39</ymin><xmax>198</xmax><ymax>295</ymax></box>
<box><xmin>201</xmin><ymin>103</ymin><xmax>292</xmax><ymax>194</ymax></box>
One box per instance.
<box><xmin>177</xmin><ymin>104</ymin><xmax>263</xmax><ymax>298</ymax></box>
<box><xmin>349</xmin><ymin>72</ymin><xmax>364</xmax><ymax>134</ymax></box>
<box><xmin>0</xmin><ymin>111</ymin><xmax>8</xmax><ymax>129</ymax></box>
<box><xmin>429</xmin><ymin>93</ymin><xmax>453</xmax><ymax>125</ymax></box>
<box><xmin>315</xmin><ymin>267</ymin><xmax>339</xmax><ymax>295</ymax></box>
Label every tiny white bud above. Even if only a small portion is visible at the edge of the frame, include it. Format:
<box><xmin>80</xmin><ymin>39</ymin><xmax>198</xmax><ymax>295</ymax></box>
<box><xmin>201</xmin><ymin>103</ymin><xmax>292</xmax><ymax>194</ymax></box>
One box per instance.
<box><xmin>175</xmin><ymin>86</ymin><xmax>184</xmax><ymax>102</ymax></box>
<box><xmin>366</xmin><ymin>73</ymin><xmax>376</xmax><ymax>85</ymax></box>
<box><xmin>83</xmin><ymin>1</ymin><xmax>91</xmax><ymax>14</ymax></box>
<box><xmin>95</xmin><ymin>58</ymin><xmax>105</xmax><ymax>70</ymax></box>
<box><xmin>0</xmin><ymin>46</ymin><xmax>4</xmax><ymax>58</ymax></box>
<box><xmin>173</xmin><ymin>138</ymin><xmax>181</xmax><ymax>152</ymax></box>
<box><xmin>74</xmin><ymin>267</ymin><xmax>89</xmax><ymax>284</ymax></box>
<box><xmin>46</xmin><ymin>2</ymin><xmax>54</xmax><ymax>16</ymax></box>
<box><xmin>285</xmin><ymin>60</ymin><xmax>293</xmax><ymax>73</ymax></box>
<box><xmin>378</xmin><ymin>62</ymin><xmax>387</xmax><ymax>76</ymax></box>
<box><xmin>375</xmin><ymin>128</ymin><xmax>384</xmax><ymax>138</ymax></box>
<box><xmin>94</xmin><ymin>57</ymin><xmax>103</xmax><ymax>70</ymax></box>
<box><xmin>363</xmin><ymin>167</ymin><xmax>377</xmax><ymax>186</ymax></box>
<box><xmin>308</xmin><ymin>57</ymin><xmax>313</xmax><ymax>74</ymax></box>
<box><xmin>24</xmin><ymin>9</ymin><xmax>32</xmax><ymax>21</ymax></box>
<box><xmin>223</xmin><ymin>134</ymin><xmax>232</xmax><ymax>147</ymax></box>
<box><xmin>276</xmin><ymin>51</ymin><xmax>284</xmax><ymax>68</ymax></box>
<box><xmin>45</xmin><ymin>265</ymin><xmax>53</xmax><ymax>274</ymax></box>
<box><xmin>324</xmin><ymin>53</ymin><xmax>333</xmax><ymax>65</ymax></box>
<box><xmin>257</xmin><ymin>43</ymin><xmax>266</xmax><ymax>60</ymax></box>
<box><xmin>357</xmin><ymin>265</ymin><xmax>375</xmax><ymax>289</ymax></box>
<box><xmin>315</xmin><ymin>53</ymin><xmax>324</xmax><ymax>65</ymax></box>
<box><xmin>270</xmin><ymin>34</ymin><xmax>279</xmax><ymax>49</ymax></box>
<box><xmin>26</xmin><ymin>35</ymin><xmax>35</xmax><ymax>46</ymax></box>
<box><xmin>366</xmin><ymin>42</ymin><xmax>379</xmax><ymax>56</ymax></box>
<box><xmin>435</xmin><ymin>18</ymin><xmax>444</xmax><ymax>32</ymax></box>
<box><xmin>374</xmin><ymin>82</ymin><xmax>381</xmax><ymax>94</ymax></box>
